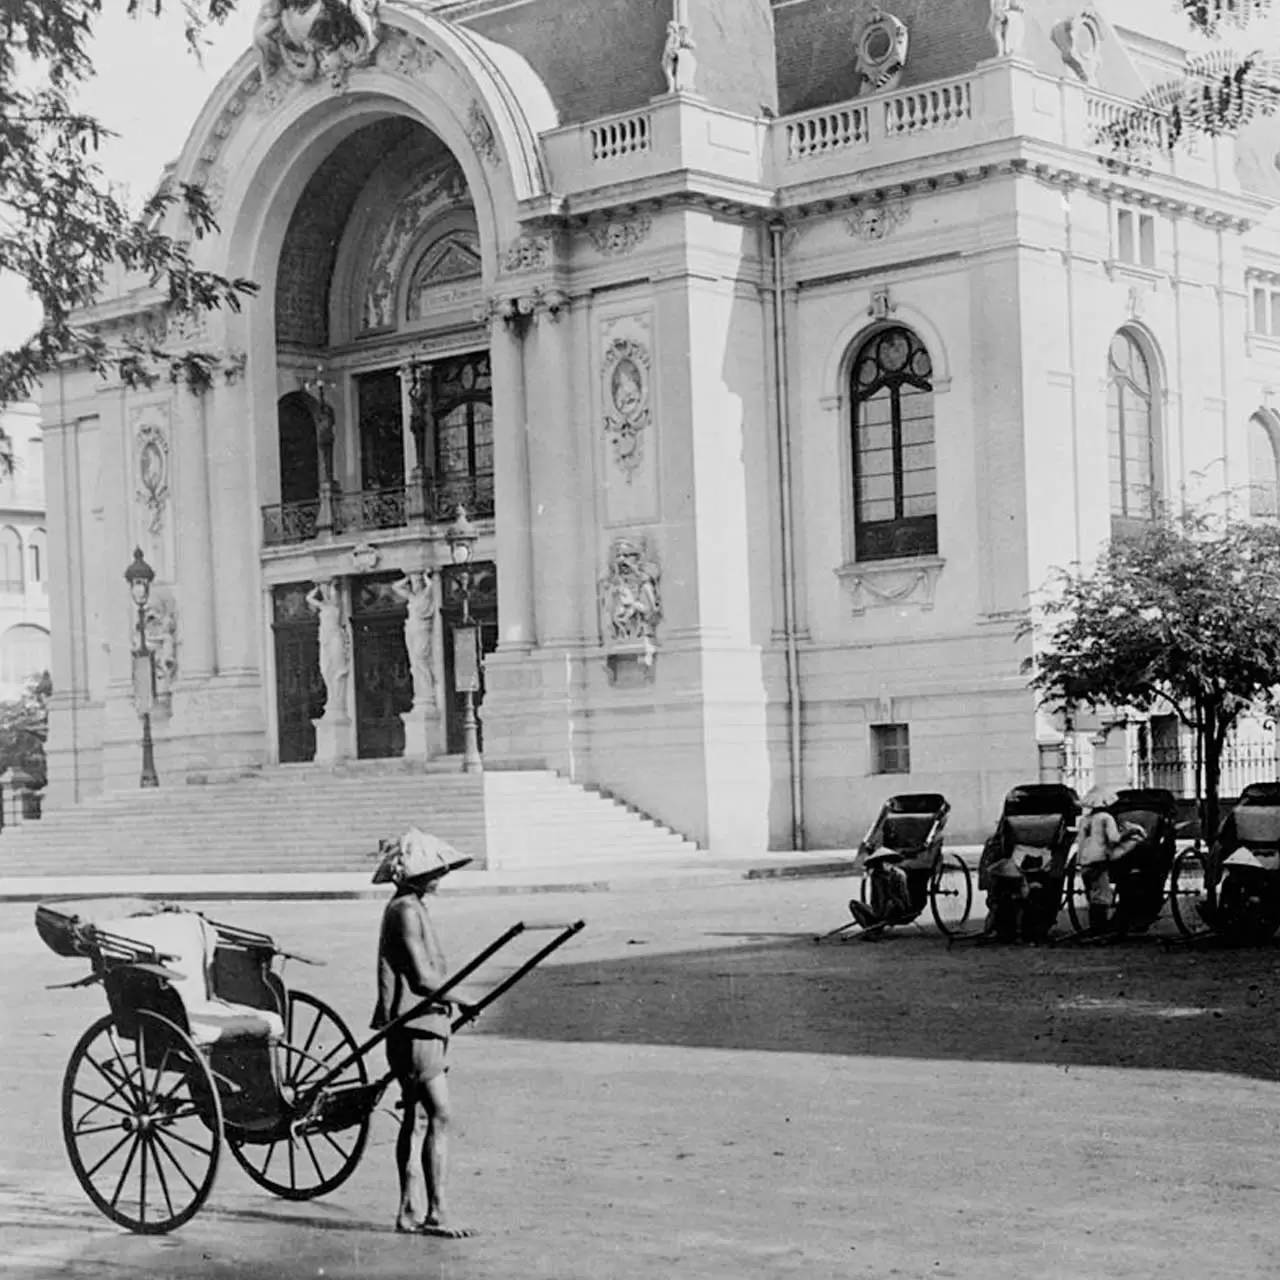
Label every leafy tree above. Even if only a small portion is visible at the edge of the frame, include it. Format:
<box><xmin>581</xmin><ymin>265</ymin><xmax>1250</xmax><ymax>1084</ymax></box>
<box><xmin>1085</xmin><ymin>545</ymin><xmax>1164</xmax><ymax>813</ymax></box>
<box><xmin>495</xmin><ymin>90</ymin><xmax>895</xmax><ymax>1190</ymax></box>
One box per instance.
<box><xmin>0</xmin><ymin>0</ymin><xmax>254</xmax><ymax>409</ymax></box>
<box><xmin>1024</xmin><ymin>509</ymin><xmax>1280</xmax><ymax>842</ymax></box>
<box><xmin>1104</xmin><ymin>1</ymin><xmax>1280</xmax><ymax>152</ymax></box>
<box><xmin>0</xmin><ymin>669</ymin><xmax>52</xmax><ymax>795</ymax></box>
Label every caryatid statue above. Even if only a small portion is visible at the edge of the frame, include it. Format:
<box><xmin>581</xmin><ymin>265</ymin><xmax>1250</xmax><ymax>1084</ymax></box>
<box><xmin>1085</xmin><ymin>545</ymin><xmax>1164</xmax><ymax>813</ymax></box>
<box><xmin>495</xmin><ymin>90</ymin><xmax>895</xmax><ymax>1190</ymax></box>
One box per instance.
<box><xmin>391</xmin><ymin>570</ymin><xmax>438</xmax><ymax>712</ymax></box>
<box><xmin>306</xmin><ymin>579</ymin><xmax>351</xmax><ymax>719</ymax></box>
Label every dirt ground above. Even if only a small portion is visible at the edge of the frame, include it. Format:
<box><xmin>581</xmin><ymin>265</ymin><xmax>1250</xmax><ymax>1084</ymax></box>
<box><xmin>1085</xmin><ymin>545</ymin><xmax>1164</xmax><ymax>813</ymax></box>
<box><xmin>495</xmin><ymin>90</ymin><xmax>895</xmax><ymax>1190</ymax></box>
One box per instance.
<box><xmin>4</xmin><ymin>883</ymin><xmax>1280</xmax><ymax>1279</ymax></box>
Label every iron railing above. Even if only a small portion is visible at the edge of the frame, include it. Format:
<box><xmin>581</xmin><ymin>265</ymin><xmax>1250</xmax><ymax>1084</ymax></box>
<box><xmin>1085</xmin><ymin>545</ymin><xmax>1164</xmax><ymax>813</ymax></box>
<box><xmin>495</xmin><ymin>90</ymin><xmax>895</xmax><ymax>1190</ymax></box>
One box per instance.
<box><xmin>1129</xmin><ymin>740</ymin><xmax>1278</xmax><ymax>798</ymax></box>
<box><xmin>261</xmin><ymin>477</ymin><xmax>496</xmax><ymax>548</ymax></box>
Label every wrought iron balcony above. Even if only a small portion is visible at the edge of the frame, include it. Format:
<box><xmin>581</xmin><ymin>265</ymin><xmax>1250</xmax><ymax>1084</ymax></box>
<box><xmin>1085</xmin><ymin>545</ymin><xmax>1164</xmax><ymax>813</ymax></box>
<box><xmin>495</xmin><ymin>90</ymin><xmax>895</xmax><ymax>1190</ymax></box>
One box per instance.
<box><xmin>261</xmin><ymin>476</ymin><xmax>495</xmax><ymax>549</ymax></box>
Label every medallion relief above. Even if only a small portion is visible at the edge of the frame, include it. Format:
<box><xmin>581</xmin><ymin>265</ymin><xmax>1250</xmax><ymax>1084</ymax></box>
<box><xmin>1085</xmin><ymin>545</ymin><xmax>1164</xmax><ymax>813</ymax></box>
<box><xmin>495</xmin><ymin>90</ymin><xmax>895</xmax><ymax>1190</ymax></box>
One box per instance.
<box><xmin>601</xmin><ymin>334</ymin><xmax>652</xmax><ymax>483</ymax></box>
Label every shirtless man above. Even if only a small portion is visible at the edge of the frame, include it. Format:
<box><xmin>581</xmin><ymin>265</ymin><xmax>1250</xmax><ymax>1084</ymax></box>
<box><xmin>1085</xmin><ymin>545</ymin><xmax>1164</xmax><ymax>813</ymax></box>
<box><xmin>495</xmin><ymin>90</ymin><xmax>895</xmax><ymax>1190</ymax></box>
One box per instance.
<box><xmin>371</xmin><ymin>828</ymin><xmax>474</xmax><ymax>1238</ymax></box>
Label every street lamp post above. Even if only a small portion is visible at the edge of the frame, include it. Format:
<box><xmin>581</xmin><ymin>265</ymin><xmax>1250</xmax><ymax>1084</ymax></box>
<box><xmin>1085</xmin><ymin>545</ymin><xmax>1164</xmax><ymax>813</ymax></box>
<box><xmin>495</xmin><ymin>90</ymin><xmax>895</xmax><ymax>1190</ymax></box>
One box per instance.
<box><xmin>445</xmin><ymin>506</ymin><xmax>483</xmax><ymax>774</ymax></box>
<box><xmin>124</xmin><ymin>548</ymin><xmax>160</xmax><ymax>789</ymax></box>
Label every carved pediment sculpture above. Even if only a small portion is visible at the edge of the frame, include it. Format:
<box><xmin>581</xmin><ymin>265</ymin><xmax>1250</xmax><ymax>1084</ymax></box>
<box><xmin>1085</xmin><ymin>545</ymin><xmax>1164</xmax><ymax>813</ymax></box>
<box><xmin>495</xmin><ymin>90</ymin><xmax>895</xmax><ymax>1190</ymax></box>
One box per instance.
<box><xmin>1052</xmin><ymin>11</ymin><xmax>1104</xmax><ymax>83</ymax></box>
<box><xmin>600</xmin><ymin>537</ymin><xmax>663</xmax><ymax>660</ymax></box>
<box><xmin>253</xmin><ymin>0</ymin><xmax>382</xmax><ymax>93</ymax></box>
<box><xmin>854</xmin><ymin>5</ymin><xmax>909</xmax><ymax>97</ymax></box>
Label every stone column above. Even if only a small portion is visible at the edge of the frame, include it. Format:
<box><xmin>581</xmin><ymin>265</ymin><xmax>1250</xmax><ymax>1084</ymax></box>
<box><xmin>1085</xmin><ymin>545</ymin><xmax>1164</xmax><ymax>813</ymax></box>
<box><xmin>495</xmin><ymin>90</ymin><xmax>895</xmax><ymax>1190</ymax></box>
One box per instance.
<box><xmin>172</xmin><ymin>386</ymin><xmax>217</xmax><ymax>678</ymax></box>
<box><xmin>487</xmin><ymin>312</ymin><xmax>536</xmax><ymax>651</ymax></box>
<box><xmin>526</xmin><ymin>293</ymin><xmax>583</xmax><ymax>646</ymax></box>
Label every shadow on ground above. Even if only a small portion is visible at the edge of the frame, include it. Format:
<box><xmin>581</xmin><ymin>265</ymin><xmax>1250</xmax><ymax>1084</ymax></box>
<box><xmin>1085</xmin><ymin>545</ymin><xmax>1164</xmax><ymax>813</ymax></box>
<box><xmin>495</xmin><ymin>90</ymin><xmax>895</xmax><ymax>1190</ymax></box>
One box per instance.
<box><xmin>471</xmin><ymin>925</ymin><xmax>1280</xmax><ymax>1082</ymax></box>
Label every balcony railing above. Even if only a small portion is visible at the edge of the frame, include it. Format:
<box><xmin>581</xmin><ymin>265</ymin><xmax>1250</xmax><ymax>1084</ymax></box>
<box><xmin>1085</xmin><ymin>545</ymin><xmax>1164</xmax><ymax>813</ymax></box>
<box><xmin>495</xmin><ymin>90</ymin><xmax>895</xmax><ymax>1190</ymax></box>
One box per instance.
<box><xmin>261</xmin><ymin>476</ymin><xmax>496</xmax><ymax>549</ymax></box>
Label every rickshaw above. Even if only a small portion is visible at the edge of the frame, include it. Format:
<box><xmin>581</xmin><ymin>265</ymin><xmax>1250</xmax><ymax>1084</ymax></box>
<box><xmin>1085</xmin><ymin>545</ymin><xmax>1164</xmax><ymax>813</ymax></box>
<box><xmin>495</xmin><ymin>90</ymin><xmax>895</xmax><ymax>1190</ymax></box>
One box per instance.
<box><xmin>35</xmin><ymin>897</ymin><xmax>582</xmax><ymax>1233</ymax></box>
<box><xmin>975</xmin><ymin>784</ymin><xmax>1080</xmax><ymax>942</ymax></box>
<box><xmin>1169</xmin><ymin>781</ymin><xmax>1280</xmax><ymax>943</ymax></box>
<box><xmin>818</xmin><ymin>793</ymin><xmax>973</xmax><ymax>941</ymax></box>
<box><xmin>1063</xmin><ymin>788</ymin><xmax>1180</xmax><ymax>937</ymax></box>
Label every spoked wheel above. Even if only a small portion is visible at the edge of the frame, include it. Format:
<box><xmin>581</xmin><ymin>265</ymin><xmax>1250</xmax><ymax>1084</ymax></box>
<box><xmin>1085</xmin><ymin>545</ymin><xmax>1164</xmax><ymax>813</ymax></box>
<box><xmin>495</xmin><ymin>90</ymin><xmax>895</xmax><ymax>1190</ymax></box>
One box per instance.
<box><xmin>1064</xmin><ymin>856</ymin><xmax>1089</xmax><ymax>936</ymax></box>
<box><xmin>227</xmin><ymin>991</ymin><xmax>370</xmax><ymax>1200</ymax></box>
<box><xmin>1170</xmin><ymin>849</ymin><xmax>1213</xmax><ymax>938</ymax></box>
<box><xmin>62</xmin><ymin>1011</ymin><xmax>222</xmax><ymax>1234</ymax></box>
<box><xmin>929</xmin><ymin>852</ymin><xmax>974</xmax><ymax>936</ymax></box>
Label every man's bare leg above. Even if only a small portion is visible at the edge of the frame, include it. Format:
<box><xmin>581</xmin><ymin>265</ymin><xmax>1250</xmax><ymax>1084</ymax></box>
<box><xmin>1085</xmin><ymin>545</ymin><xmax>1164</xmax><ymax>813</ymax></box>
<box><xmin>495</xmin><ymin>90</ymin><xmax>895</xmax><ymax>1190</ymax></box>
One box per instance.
<box><xmin>417</xmin><ymin>1073</ymin><xmax>474</xmax><ymax>1238</ymax></box>
<box><xmin>393</xmin><ymin>1090</ymin><xmax>427</xmax><ymax>1231</ymax></box>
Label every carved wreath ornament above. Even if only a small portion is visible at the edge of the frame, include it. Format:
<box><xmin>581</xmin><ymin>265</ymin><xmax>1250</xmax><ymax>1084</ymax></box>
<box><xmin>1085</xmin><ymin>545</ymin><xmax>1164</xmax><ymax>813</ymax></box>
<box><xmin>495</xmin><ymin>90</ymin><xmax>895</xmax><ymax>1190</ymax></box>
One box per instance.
<box><xmin>601</xmin><ymin>337</ymin><xmax>652</xmax><ymax>482</ymax></box>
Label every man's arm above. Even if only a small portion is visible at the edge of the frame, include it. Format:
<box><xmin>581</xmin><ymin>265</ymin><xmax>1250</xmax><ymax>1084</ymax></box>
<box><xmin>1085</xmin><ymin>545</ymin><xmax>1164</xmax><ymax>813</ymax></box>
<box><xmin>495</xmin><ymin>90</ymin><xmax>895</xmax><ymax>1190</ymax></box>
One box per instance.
<box><xmin>388</xmin><ymin>900</ymin><xmax>449</xmax><ymax>999</ymax></box>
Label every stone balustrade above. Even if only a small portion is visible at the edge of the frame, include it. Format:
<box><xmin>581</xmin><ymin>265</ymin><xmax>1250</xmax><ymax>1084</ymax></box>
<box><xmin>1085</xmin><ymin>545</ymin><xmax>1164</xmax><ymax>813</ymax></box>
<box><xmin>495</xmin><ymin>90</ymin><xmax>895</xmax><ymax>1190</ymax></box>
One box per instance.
<box><xmin>540</xmin><ymin>60</ymin><xmax>1230</xmax><ymax>202</ymax></box>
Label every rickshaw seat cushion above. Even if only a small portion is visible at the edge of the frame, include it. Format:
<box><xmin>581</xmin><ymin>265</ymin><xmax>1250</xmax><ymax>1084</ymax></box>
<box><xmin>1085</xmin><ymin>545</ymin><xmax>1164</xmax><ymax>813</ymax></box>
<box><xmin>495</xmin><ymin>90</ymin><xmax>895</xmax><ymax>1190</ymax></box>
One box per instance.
<box><xmin>1004</xmin><ymin>814</ymin><xmax>1063</xmax><ymax>847</ymax></box>
<box><xmin>93</xmin><ymin>911</ymin><xmax>284</xmax><ymax>1047</ymax></box>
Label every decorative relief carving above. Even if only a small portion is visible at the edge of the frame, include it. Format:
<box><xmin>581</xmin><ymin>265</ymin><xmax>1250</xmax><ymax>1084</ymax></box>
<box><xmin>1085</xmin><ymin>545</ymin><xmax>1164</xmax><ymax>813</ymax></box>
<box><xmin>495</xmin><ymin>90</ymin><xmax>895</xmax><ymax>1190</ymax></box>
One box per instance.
<box><xmin>143</xmin><ymin>595</ymin><xmax>179</xmax><ymax>699</ymax></box>
<box><xmin>661</xmin><ymin>20</ymin><xmax>698</xmax><ymax>94</ymax></box>
<box><xmin>587</xmin><ymin>216</ymin><xmax>653</xmax><ymax>257</ymax></box>
<box><xmin>362</xmin><ymin>160</ymin><xmax>471</xmax><ymax>331</ymax></box>
<box><xmin>134</xmin><ymin>419</ymin><xmax>171</xmax><ymax>535</ymax></box>
<box><xmin>503</xmin><ymin>235</ymin><xmax>552</xmax><ymax>273</ymax></box>
<box><xmin>867</xmin><ymin>285</ymin><xmax>897</xmax><ymax>319</ymax></box>
<box><xmin>988</xmin><ymin>0</ymin><xmax>1026</xmax><ymax>58</ymax></box>
<box><xmin>1052</xmin><ymin>12</ymin><xmax>1103</xmax><ymax>83</ymax></box>
<box><xmin>854</xmin><ymin>5</ymin><xmax>909</xmax><ymax>97</ymax></box>
<box><xmin>835</xmin><ymin>558</ymin><xmax>945</xmax><ymax>616</ymax></box>
<box><xmin>846</xmin><ymin>201</ymin><xmax>910</xmax><ymax>241</ymax></box>
<box><xmin>602</xmin><ymin>334</ymin><xmax>652</xmax><ymax>482</ymax></box>
<box><xmin>253</xmin><ymin>0</ymin><xmax>382</xmax><ymax>95</ymax></box>
<box><xmin>600</xmin><ymin>536</ymin><xmax>663</xmax><ymax>656</ymax></box>
<box><xmin>377</xmin><ymin>31</ymin><xmax>438</xmax><ymax>77</ymax></box>
<box><xmin>466</xmin><ymin>102</ymin><xmax>500</xmax><ymax>165</ymax></box>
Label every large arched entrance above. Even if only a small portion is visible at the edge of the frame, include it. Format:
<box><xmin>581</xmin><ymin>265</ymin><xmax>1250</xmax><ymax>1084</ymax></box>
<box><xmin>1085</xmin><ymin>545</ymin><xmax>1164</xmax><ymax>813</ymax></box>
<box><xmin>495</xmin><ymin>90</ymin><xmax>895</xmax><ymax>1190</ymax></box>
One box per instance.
<box><xmin>167</xmin><ymin>8</ymin><xmax>557</xmax><ymax>765</ymax></box>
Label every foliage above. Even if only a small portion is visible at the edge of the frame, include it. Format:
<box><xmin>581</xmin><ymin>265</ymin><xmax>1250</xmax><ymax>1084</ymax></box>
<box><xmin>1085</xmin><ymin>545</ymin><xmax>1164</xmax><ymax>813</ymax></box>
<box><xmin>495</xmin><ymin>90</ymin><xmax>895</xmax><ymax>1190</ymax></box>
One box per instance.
<box><xmin>0</xmin><ymin>670</ymin><xmax>52</xmax><ymax>792</ymax></box>
<box><xmin>1024</xmin><ymin>509</ymin><xmax>1280</xmax><ymax>836</ymax></box>
<box><xmin>0</xmin><ymin>0</ymin><xmax>255</xmax><ymax>408</ymax></box>
<box><xmin>1103</xmin><ymin>1</ymin><xmax>1280</xmax><ymax>152</ymax></box>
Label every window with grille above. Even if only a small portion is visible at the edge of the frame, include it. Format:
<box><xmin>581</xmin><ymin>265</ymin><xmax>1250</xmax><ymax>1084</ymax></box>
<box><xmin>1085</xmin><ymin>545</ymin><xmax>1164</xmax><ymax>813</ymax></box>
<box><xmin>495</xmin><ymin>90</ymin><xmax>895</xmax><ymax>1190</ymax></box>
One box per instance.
<box><xmin>851</xmin><ymin>327</ymin><xmax>937</xmax><ymax>562</ymax></box>
<box><xmin>1107</xmin><ymin>330</ymin><xmax>1158</xmax><ymax>526</ymax></box>
<box><xmin>871</xmin><ymin>723</ymin><xmax>911</xmax><ymax>775</ymax></box>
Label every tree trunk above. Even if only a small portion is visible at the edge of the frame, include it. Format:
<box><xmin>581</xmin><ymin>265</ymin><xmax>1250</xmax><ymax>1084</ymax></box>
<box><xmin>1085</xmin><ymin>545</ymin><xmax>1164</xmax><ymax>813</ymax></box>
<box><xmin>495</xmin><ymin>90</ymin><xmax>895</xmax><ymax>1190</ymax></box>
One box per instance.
<box><xmin>1201</xmin><ymin>700</ymin><xmax>1224</xmax><ymax>854</ymax></box>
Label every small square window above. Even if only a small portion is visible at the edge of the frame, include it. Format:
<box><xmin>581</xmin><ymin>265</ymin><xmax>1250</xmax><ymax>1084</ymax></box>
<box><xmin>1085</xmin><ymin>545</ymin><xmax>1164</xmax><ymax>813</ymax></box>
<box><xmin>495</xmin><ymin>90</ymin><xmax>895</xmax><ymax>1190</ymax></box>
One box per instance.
<box><xmin>1116</xmin><ymin>209</ymin><xmax>1135</xmax><ymax>263</ymax></box>
<box><xmin>871</xmin><ymin>723</ymin><xmax>911</xmax><ymax>775</ymax></box>
<box><xmin>1138</xmin><ymin>214</ymin><xmax>1155</xmax><ymax>267</ymax></box>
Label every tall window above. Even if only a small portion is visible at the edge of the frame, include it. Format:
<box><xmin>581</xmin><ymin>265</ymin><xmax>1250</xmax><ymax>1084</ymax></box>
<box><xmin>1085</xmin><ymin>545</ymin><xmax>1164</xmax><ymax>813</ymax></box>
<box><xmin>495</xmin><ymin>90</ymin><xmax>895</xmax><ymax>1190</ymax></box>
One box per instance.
<box><xmin>0</xmin><ymin>527</ymin><xmax>22</xmax><ymax>593</ymax></box>
<box><xmin>28</xmin><ymin>528</ymin><xmax>45</xmax><ymax>589</ymax></box>
<box><xmin>1107</xmin><ymin>330</ymin><xmax>1157</xmax><ymax>525</ymax></box>
<box><xmin>432</xmin><ymin>351</ymin><xmax>494</xmax><ymax>517</ymax></box>
<box><xmin>0</xmin><ymin>624</ymin><xmax>49</xmax><ymax>685</ymax></box>
<box><xmin>1250</xmin><ymin>415</ymin><xmax>1280</xmax><ymax>518</ymax></box>
<box><xmin>851</xmin><ymin>326</ymin><xmax>937</xmax><ymax>562</ymax></box>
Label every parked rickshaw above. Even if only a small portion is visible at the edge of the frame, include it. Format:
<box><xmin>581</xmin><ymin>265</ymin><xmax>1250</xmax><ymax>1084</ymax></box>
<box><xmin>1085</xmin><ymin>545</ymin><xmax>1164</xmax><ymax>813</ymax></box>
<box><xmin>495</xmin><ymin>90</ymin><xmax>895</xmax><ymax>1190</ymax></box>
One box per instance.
<box><xmin>1063</xmin><ymin>787</ymin><xmax>1180</xmax><ymax>937</ymax></box>
<box><xmin>35</xmin><ymin>898</ymin><xmax>582</xmax><ymax>1233</ymax></box>
<box><xmin>1170</xmin><ymin>781</ymin><xmax>1280</xmax><ymax>943</ymax></box>
<box><xmin>976</xmin><ymin>784</ymin><xmax>1080</xmax><ymax>942</ymax></box>
<box><xmin>819</xmin><ymin>793</ymin><xmax>973</xmax><ymax>941</ymax></box>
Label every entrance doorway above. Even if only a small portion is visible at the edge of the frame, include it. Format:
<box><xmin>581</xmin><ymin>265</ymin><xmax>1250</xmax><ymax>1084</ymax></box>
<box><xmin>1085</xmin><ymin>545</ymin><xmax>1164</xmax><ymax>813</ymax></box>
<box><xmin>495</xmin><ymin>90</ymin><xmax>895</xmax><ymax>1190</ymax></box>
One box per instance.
<box><xmin>439</xmin><ymin>561</ymin><xmax>498</xmax><ymax>755</ymax></box>
<box><xmin>272</xmin><ymin>582</ymin><xmax>324</xmax><ymax>763</ymax></box>
<box><xmin>351</xmin><ymin>573</ymin><xmax>413</xmax><ymax>759</ymax></box>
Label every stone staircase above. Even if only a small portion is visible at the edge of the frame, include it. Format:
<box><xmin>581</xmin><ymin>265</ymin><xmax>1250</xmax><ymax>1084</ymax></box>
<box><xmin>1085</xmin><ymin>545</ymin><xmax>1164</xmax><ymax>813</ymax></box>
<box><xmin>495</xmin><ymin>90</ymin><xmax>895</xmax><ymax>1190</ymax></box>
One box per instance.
<box><xmin>0</xmin><ymin>765</ymin><xmax>700</xmax><ymax>878</ymax></box>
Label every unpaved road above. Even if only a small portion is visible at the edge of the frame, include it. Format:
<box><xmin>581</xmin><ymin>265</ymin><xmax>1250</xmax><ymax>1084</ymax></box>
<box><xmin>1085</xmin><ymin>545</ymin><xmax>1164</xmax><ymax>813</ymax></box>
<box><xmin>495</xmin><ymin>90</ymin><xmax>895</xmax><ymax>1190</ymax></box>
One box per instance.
<box><xmin>3</xmin><ymin>881</ymin><xmax>1280</xmax><ymax>1279</ymax></box>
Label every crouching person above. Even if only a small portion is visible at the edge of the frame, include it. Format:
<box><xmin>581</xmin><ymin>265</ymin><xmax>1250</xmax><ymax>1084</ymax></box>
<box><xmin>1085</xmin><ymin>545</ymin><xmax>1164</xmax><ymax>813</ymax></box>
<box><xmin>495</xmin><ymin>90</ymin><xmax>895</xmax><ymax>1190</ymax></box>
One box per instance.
<box><xmin>849</xmin><ymin>851</ymin><xmax>915</xmax><ymax>933</ymax></box>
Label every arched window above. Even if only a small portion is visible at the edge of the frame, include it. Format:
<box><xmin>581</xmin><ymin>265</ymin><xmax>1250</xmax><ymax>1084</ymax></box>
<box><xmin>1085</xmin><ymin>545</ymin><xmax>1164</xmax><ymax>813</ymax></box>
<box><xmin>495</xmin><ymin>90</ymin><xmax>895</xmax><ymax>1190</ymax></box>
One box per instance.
<box><xmin>27</xmin><ymin>527</ymin><xmax>45</xmax><ymax>588</ymax></box>
<box><xmin>0</xmin><ymin>624</ymin><xmax>49</xmax><ymax>686</ymax></box>
<box><xmin>851</xmin><ymin>326</ymin><xmax>937</xmax><ymax>562</ymax></box>
<box><xmin>1249</xmin><ymin>415</ymin><xmax>1280</xmax><ymax>518</ymax></box>
<box><xmin>0</xmin><ymin>527</ymin><xmax>23</xmax><ymax>593</ymax></box>
<box><xmin>1107</xmin><ymin>330</ymin><xmax>1158</xmax><ymax>526</ymax></box>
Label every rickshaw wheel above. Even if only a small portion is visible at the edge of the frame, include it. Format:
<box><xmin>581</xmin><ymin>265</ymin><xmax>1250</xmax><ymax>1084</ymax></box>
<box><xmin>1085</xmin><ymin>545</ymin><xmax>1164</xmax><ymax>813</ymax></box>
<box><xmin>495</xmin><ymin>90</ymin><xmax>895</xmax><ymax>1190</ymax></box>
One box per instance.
<box><xmin>1170</xmin><ymin>849</ymin><xmax>1212</xmax><ymax>938</ymax></box>
<box><xmin>1064</xmin><ymin>856</ymin><xmax>1089</xmax><ymax>936</ymax></box>
<box><xmin>227</xmin><ymin>991</ymin><xmax>370</xmax><ymax>1201</ymax></box>
<box><xmin>928</xmin><ymin>852</ymin><xmax>973</xmax><ymax>936</ymax></box>
<box><xmin>62</xmin><ymin>1010</ymin><xmax>223</xmax><ymax>1234</ymax></box>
